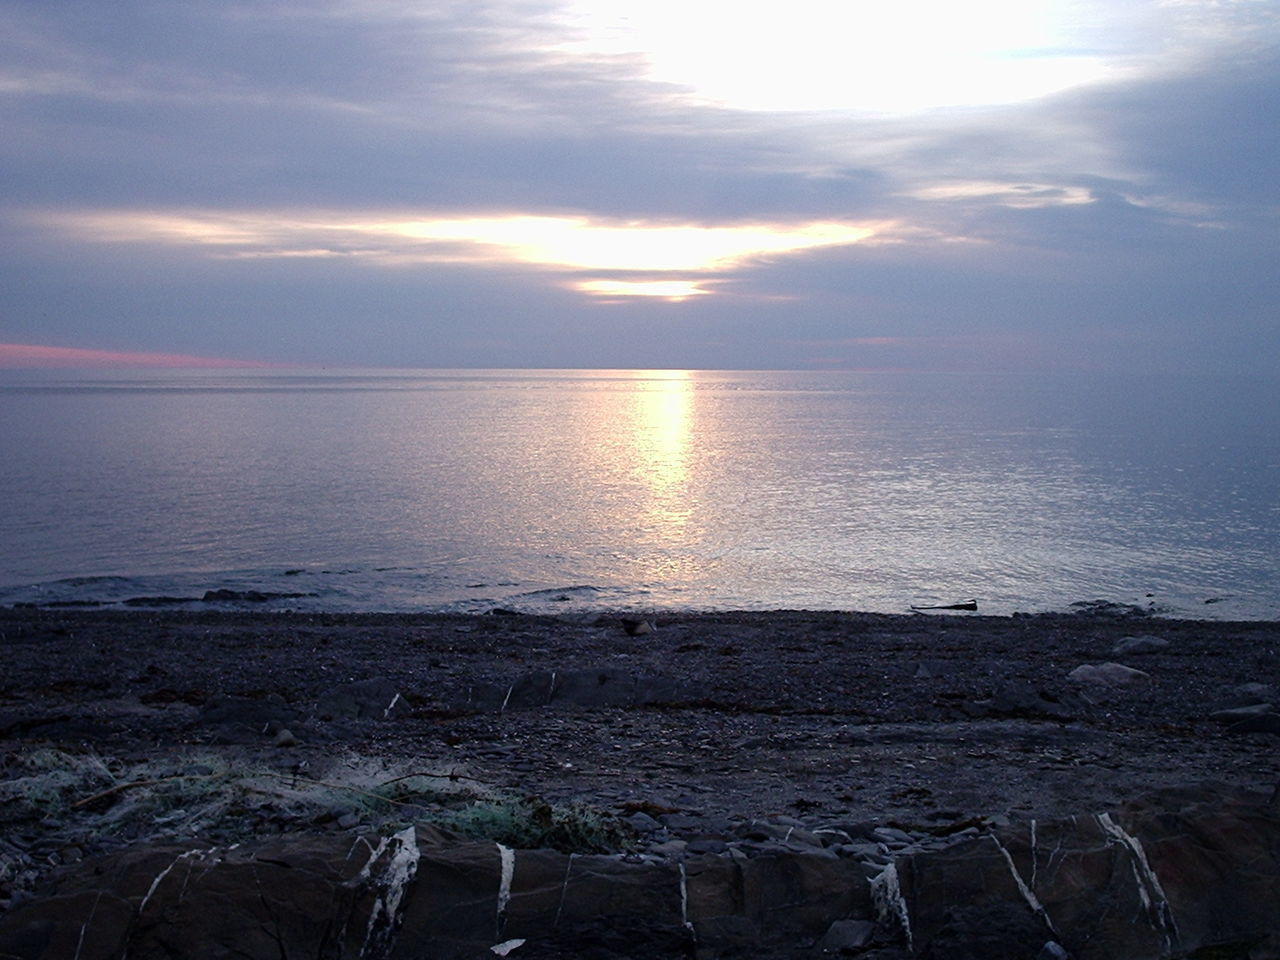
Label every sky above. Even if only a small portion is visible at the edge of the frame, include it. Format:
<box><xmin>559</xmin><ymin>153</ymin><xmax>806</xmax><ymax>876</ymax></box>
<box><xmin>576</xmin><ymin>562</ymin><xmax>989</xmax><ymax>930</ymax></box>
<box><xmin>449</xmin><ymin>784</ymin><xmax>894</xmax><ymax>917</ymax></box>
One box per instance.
<box><xmin>1</xmin><ymin>0</ymin><xmax>1277</xmax><ymax>372</ymax></box>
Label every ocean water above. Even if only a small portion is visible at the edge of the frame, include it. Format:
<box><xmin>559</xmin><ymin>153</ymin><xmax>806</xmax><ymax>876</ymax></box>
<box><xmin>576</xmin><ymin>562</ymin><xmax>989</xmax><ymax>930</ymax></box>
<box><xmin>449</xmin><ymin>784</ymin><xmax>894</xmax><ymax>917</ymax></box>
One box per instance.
<box><xmin>0</xmin><ymin>368</ymin><xmax>1276</xmax><ymax>619</ymax></box>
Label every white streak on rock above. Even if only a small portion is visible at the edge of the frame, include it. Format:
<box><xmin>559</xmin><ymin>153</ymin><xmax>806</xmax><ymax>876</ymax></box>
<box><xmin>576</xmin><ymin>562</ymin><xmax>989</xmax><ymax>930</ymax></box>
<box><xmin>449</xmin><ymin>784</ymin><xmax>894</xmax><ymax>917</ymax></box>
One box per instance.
<box><xmin>383</xmin><ymin>693</ymin><xmax>402</xmax><ymax>719</ymax></box>
<box><xmin>360</xmin><ymin>827</ymin><xmax>420</xmax><ymax>959</ymax></box>
<box><xmin>139</xmin><ymin>847</ymin><xmax>217</xmax><ymax>913</ymax></box>
<box><xmin>354</xmin><ymin>834</ymin><xmax>392</xmax><ymax>882</ymax></box>
<box><xmin>989</xmin><ymin>836</ymin><xmax>1057</xmax><ymax>936</ymax></box>
<box><xmin>870</xmin><ymin>862</ymin><xmax>912</xmax><ymax>950</ymax></box>
<box><xmin>1097</xmin><ymin>813</ymin><xmax>1179</xmax><ymax>948</ymax></box>
<box><xmin>679</xmin><ymin>861</ymin><xmax>696</xmax><ymax>941</ymax></box>
<box><xmin>500</xmin><ymin>684</ymin><xmax>515</xmax><ymax>712</ymax></box>
<box><xmin>491</xmin><ymin>939</ymin><xmax>526</xmax><ymax>956</ymax></box>
<box><xmin>1029</xmin><ymin>820</ymin><xmax>1038</xmax><ymax>890</ymax></box>
<box><xmin>547</xmin><ymin>671</ymin><xmax>558</xmax><ymax>703</ymax></box>
<box><xmin>73</xmin><ymin>891</ymin><xmax>102</xmax><ymax>960</ymax></box>
<box><xmin>348</xmin><ymin>835</ymin><xmax>378</xmax><ymax>865</ymax></box>
<box><xmin>553</xmin><ymin>853</ymin><xmax>575</xmax><ymax>928</ymax></box>
<box><xmin>496</xmin><ymin>843</ymin><xmax>516</xmax><ymax>936</ymax></box>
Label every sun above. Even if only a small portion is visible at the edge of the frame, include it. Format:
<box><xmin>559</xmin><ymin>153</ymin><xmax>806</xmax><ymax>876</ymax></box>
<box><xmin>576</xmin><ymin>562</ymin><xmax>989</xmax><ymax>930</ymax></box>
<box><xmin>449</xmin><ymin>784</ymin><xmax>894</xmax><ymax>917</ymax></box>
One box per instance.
<box><xmin>556</xmin><ymin>0</ymin><xmax>1126</xmax><ymax>114</ymax></box>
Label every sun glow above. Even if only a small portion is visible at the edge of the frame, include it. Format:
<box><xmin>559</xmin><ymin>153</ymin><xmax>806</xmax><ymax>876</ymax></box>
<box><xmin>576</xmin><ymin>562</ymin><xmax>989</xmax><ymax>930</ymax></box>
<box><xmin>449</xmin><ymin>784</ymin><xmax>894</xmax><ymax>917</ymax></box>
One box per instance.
<box><xmin>367</xmin><ymin>216</ymin><xmax>880</xmax><ymax>272</ymax></box>
<box><xmin>573</xmin><ymin>279</ymin><xmax>712</xmax><ymax>301</ymax></box>
<box><xmin>36</xmin><ymin>209</ymin><xmax>887</xmax><ymax>300</ymax></box>
<box><xmin>557</xmin><ymin>0</ymin><xmax>1126</xmax><ymax>113</ymax></box>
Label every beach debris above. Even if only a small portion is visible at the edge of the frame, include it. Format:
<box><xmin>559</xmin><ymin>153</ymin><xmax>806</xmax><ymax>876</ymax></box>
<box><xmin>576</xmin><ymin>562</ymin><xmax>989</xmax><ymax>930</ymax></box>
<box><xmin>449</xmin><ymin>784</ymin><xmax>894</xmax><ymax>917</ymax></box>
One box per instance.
<box><xmin>621</xmin><ymin>618</ymin><xmax>654</xmax><ymax>636</ymax></box>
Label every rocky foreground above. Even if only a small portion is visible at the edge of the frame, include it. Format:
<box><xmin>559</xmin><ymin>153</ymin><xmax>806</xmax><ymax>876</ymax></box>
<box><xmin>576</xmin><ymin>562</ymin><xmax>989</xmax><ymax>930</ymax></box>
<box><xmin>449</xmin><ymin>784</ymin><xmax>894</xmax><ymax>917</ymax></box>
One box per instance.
<box><xmin>1</xmin><ymin>606</ymin><xmax>1278</xmax><ymax>959</ymax></box>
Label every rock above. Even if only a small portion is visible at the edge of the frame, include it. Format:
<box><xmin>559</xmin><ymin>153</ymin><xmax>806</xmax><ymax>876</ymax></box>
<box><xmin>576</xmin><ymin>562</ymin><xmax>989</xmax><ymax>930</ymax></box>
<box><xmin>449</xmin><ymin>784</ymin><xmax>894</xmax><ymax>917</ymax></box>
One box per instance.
<box><xmin>195</xmin><ymin>694</ymin><xmax>298</xmax><ymax>743</ymax></box>
<box><xmin>315</xmin><ymin>677</ymin><xmax>409</xmax><ymax>720</ymax></box>
<box><xmin>1220</xmin><ymin>682</ymin><xmax>1275</xmax><ymax>707</ymax></box>
<box><xmin>1111</xmin><ymin>635</ymin><xmax>1169</xmax><ymax>655</ymax></box>
<box><xmin>1066</xmin><ymin>662</ymin><xmax>1152</xmax><ymax>687</ymax></box>
<box><xmin>894</xmin><ymin>788</ymin><xmax>1280</xmax><ymax>960</ymax></box>
<box><xmin>0</xmin><ymin>828</ymin><xmax>875</xmax><ymax>960</ymax></box>
<box><xmin>273</xmin><ymin>727</ymin><xmax>298</xmax><ymax>747</ymax></box>
<box><xmin>1236</xmin><ymin>681</ymin><xmax>1274</xmax><ymax>699</ymax></box>
<box><xmin>1068</xmin><ymin>600</ymin><xmax>1153</xmax><ymax>618</ymax></box>
<box><xmin>985</xmin><ymin>681</ymin><xmax>1076</xmax><ymax>720</ymax></box>
<box><xmin>1209</xmin><ymin>703</ymin><xmax>1276</xmax><ymax>723</ymax></box>
<box><xmin>916</xmin><ymin>901</ymin><xmax>1052</xmax><ymax>960</ymax></box>
<box><xmin>818</xmin><ymin>917</ymin><xmax>877</xmax><ymax>952</ymax></box>
<box><xmin>623</xmin><ymin>812</ymin><xmax>662</xmax><ymax>834</ymax></box>
<box><xmin>620</xmin><ymin>619</ymin><xmax>653</xmax><ymax>636</ymax></box>
<box><xmin>3</xmin><ymin>789</ymin><xmax>1278</xmax><ymax>959</ymax></box>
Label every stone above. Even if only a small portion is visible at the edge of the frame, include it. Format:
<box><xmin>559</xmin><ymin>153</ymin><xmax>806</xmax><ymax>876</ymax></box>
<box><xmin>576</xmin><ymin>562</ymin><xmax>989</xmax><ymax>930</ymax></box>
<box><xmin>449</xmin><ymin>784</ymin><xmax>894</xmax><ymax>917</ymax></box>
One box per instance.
<box><xmin>272</xmin><ymin>727</ymin><xmax>298</xmax><ymax>747</ymax></box>
<box><xmin>623</xmin><ymin>812</ymin><xmax>662</xmax><ymax>834</ymax></box>
<box><xmin>1066</xmin><ymin>662</ymin><xmax>1152</xmax><ymax>686</ymax></box>
<box><xmin>195</xmin><ymin>694</ymin><xmax>299</xmax><ymax>743</ymax></box>
<box><xmin>1112</xmin><ymin>635</ymin><xmax>1170</xmax><ymax>655</ymax></box>
<box><xmin>1232</xmin><ymin>682</ymin><xmax>1275</xmax><ymax>703</ymax></box>
<box><xmin>916</xmin><ymin>901</ymin><xmax>1052</xmax><ymax>960</ymax></box>
<box><xmin>1209</xmin><ymin>703</ymin><xmax>1276</xmax><ymax>723</ymax></box>
<box><xmin>818</xmin><ymin>918</ymin><xmax>877</xmax><ymax>952</ymax></box>
<box><xmin>986</xmin><ymin>681</ymin><xmax>1076</xmax><ymax>720</ymax></box>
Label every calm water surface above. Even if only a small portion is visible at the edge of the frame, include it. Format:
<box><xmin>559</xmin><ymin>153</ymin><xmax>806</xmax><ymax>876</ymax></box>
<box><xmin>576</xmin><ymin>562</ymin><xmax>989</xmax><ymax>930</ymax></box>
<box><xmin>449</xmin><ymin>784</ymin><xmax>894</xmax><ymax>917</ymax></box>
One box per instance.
<box><xmin>1</xmin><ymin>368</ymin><xmax>1276</xmax><ymax>619</ymax></box>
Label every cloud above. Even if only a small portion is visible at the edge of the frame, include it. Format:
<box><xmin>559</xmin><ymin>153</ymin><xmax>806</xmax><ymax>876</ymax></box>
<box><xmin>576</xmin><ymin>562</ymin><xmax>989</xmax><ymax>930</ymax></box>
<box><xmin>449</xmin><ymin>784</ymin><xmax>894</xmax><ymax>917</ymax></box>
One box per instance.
<box><xmin>25</xmin><ymin>208</ymin><xmax>902</xmax><ymax>301</ymax></box>
<box><xmin>0</xmin><ymin>0</ymin><xmax>1277</xmax><ymax>372</ymax></box>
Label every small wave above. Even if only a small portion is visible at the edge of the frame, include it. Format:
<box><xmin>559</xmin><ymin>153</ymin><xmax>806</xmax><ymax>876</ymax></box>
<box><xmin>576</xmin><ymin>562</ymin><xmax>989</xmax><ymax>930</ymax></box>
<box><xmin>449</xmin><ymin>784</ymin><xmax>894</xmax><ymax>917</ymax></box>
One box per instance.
<box><xmin>53</xmin><ymin>575</ymin><xmax>133</xmax><ymax>588</ymax></box>
<box><xmin>510</xmin><ymin>585</ymin><xmax>607</xmax><ymax>601</ymax></box>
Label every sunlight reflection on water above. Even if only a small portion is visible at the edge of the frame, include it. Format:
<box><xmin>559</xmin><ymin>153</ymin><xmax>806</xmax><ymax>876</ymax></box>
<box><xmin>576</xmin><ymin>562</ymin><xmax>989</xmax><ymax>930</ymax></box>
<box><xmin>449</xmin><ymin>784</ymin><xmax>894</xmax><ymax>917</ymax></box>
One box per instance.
<box><xmin>0</xmin><ymin>367</ymin><xmax>1276</xmax><ymax>619</ymax></box>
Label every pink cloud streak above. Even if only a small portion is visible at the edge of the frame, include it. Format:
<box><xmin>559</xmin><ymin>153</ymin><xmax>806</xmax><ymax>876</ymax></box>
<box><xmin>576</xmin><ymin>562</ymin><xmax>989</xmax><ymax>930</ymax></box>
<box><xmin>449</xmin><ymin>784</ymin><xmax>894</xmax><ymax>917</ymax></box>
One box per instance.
<box><xmin>0</xmin><ymin>343</ymin><xmax>276</xmax><ymax>369</ymax></box>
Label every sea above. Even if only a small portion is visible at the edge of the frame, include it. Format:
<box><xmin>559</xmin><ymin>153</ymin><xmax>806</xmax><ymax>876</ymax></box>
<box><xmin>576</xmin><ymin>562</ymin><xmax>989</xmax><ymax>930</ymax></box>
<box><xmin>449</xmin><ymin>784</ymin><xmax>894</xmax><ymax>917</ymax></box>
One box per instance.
<box><xmin>0</xmin><ymin>368</ymin><xmax>1276</xmax><ymax>620</ymax></box>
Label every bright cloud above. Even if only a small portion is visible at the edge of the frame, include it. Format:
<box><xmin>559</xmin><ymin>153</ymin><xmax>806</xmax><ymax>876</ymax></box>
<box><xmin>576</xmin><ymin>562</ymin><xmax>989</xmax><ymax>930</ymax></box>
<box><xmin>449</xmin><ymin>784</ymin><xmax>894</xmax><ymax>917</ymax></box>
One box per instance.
<box><xmin>32</xmin><ymin>209</ymin><xmax>890</xmax><ymax>296</ymax></box>
<box><xmin>554</xmin><ymin>0</ymin><xmax>1142</xmax><ymax>113</ymax></box>
<box><xmin>572</xmin><ymin>279</ymin><xmax>714</xmax><ymax>301</ymax></box>
<box><xmin>906</xmin><ymin>181</ymin><xmax>1097</xmax><ymax>208</ymax></box>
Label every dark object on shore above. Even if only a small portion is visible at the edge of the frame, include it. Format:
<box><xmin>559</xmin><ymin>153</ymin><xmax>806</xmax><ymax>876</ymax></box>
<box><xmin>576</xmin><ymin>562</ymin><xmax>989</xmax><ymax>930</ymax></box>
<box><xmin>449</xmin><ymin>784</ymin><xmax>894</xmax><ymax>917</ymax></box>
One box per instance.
<box><xmin>911</xmin><ymin>599</ymin><xmax>978</xmax><ymax>611</ymax></box>
<box><xmin>621</xmin><ymin>618</ymin><xmax>654</xmax><ymax>636</ymax></box>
